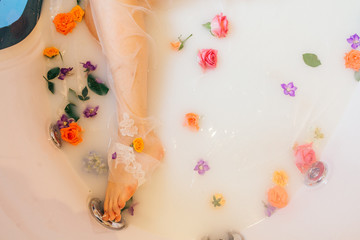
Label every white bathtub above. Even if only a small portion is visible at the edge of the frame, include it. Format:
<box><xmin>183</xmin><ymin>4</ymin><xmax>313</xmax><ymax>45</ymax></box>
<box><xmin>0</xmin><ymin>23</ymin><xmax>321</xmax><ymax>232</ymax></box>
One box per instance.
<box><xmin>2</xmin><ymin>0</ymin><xmax>360</xmax><ymax>239</ymax></box>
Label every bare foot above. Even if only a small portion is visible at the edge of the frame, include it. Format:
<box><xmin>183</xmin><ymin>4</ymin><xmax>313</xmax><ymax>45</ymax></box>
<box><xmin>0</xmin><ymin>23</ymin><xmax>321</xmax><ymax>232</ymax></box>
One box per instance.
<box><xmin>102</xmin><ymin>179</ymin><xmax>137</xmax><ymax>222</ymax></box>
<box><xmin>103</xmin><ymin>130</ymin><xmax>164</xmax><ymax>222</ymax></box>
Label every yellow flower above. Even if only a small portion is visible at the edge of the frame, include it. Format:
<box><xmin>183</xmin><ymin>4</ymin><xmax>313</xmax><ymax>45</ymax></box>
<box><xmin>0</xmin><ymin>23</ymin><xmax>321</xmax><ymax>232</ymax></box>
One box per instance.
<box><xmin>314</xmin><ymin>128</ymin><xmax>324</xmax><ymax>139</ymax></box>
<box><xmin>70</xmin><ymin>5</ymin><xmax>85</xmax><ymax>22</ymax></box>
<box><xmin>132</xmin><ymin>138</ymin><xmax>144</xmax><ymax>153</ymax></box>
<box><xmin>43</xmin><ymin>47</ymin><xmax>59</xmax><ymax>58</ymax></box>
<box><xmin>212</xmin><ymin>193</ymin><xmax>226</xmax><ymax>207</ymax></box>
<box><xmin>272</xmin><ymin>170</ymin><xmax>288</xmax><ymax>187</ymax></box>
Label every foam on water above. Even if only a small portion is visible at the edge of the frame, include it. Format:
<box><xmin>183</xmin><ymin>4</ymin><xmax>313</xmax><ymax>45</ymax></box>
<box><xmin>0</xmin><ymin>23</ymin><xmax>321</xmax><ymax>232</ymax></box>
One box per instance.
<box><xmin>39</xmin><ymin>0</ymin><xmax>358</xmax><ymax>239</ymax></box>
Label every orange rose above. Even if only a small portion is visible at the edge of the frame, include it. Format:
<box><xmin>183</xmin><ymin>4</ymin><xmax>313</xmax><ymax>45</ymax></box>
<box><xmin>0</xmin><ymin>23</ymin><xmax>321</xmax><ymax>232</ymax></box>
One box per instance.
<box><xmin>267</xmin><ymin>185</ymin><xmax>288</xmax><ymax>209</ymax></box>
<box><xmin>43</xmin><ymin>47</ymin><xmax>59</xmax><ymax>58</ymax></box>
<box><xmin>60</xmin><ymin>122</ymin><xmax>82</xmax><ymax>145</ymax></box>
<box><xmin>184</xmin><ymin>113</ymin><xmax>200</xmax><ymax>131</ymax></box>
<box><xmin>132</xmin><ymin>138</ymin><xmax>144</xmax><ymax>153</ymax></box>
<box><xmin>170</xmin><ymin>41</ymin><xmax>181</xmax><ymax>51</ymax></box>
<box><xmin>53</xmin><ymin>13</ymin><xmax>77</xmax><ymax>35</ymax></box>
<box><xmin>70</xmin><ymin>5</ymin><xmax>85</xmax><ymax>22</ymax></box>
<box><xmin>345</xmin><ymin>49</ymin><xmax>360</xmax><ymax>71</ymax></box>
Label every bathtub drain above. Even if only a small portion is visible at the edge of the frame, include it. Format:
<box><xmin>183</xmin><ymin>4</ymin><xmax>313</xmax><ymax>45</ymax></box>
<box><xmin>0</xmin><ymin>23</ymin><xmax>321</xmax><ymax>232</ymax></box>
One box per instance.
<box><xmin>88</xmin><ymin>198</ymin><xmax>127</xmax><ymax>230</ymax></box>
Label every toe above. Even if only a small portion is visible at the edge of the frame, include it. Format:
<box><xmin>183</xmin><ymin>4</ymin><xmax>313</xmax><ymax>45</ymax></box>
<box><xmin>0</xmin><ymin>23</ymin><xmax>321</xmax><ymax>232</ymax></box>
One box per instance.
<box><xmin>103</xmin><ymin>187</ymin><xmax>111</xmax><ymax>221</ymax></box>
<box><xmin>104</xmin><ymin>186</ymin><xmax>111</xmax><ymax>213</ymax></box>
<box><xmin>109</xmin><ymin>210</ymin><xmax>116</xmax><ymax>221</ymax></box>
<box><xmin>115</xmin><ymin>213</ymin><xmax>122</xmax><ymax>222</ymax></box>
<box><xmin>113</xmin><ymin>201</ymin><xmax>121</xmax><ymax>217</ymax></box>
<box><xmin>102</xmin><ymin>211</ymin><xmax>109</xmax><ymax>221</ymax></box>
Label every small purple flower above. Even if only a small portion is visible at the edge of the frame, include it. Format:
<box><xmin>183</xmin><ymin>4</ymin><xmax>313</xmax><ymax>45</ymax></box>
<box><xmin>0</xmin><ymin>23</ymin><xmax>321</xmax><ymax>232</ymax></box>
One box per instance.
<box><xmin>56</xmin><ymin>114</ymin><xmax>74</xmax><ymax>129</ymax></box>
<box><xmin>82</xmin><ymin>61</ymin><xmax>97</xmax><ymax>73</ymax></box>
<box><xmin>281</xmin><ymin>82</ymin><xmax>297</xmax><ymax>97</ymax></box>
<box><xmin>263</xmin><ymin>202</ymin><xmax>276</xmax><ymax>217</ymax></box>
<box><xmin>58</xmin><ymin>67</ymin><xmax>73</xmax><ymax>80</ymax></box>
<box><xmin>83</xmin><ymin>106</ymin><xmax>99</xmax><ymax>118</ymax></box>
<box><xmin>112</xmin><ymin>152</ymin><xmax>117</xmax><ymax>160</ymax></box>
<box><xmin>347</xmin><ymin>34</ymin><xmax>360</xmax><ymax>49</ymax></box>
<box><xmin>128</xmin><ymin>203</ymin><xmax>138</xmax><ymax>216</ymax></box>
<box><xmin>194</xmin><ymin>159</ymin><xmax>210</xmax><ymax>175</ymax></box>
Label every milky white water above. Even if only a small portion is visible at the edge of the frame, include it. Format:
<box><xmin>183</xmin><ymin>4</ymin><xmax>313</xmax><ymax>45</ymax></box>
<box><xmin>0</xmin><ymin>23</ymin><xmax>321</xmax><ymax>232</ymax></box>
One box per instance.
<box><xmin>40</xmin><ymin>0</ymin><xmax>358</xmax><ymax>239</ymax></box>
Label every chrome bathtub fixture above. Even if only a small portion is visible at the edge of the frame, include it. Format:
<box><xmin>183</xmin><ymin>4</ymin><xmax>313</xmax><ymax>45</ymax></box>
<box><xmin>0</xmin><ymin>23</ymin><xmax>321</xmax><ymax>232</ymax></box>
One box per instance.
<box><xmin>227</xmin><ymin>232</ymin><xmax>243</xmax><ymax>240</ymax></box>
<box><xmin>88</xmin><ymin>198</ymin><xmax>127</xmax><ymax>230</ymax></box>
<box><xmin>305</xmin><ymin>161</ymin><xmax>327</xmax><ymax>186</ymax></box>
<box><xmin>201</xmin><ymin>231</ymin><xmax>243</xmax><ymax>240</ymax></box>
<box><xmin>49</xmin><ymin>124</ymin><xmax>62</xmax><ymax>148</ymax></box>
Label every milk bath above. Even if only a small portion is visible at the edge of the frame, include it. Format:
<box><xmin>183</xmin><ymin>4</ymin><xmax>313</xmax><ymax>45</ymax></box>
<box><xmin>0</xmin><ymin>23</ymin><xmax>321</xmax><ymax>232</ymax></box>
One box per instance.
<box><xmin>40</xmin><ymin>0</ymin><xmax>358</xmax><ymax>239</ymax></box>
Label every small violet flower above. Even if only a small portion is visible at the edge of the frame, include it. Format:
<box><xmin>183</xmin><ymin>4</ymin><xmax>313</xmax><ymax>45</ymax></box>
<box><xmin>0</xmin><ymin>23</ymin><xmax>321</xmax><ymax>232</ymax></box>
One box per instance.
<box><xmin>194</xmin><ymin>159</ymin><xmax>210</xmax><ymax>175</ymax></box>
<box><xmin>83</xmin><ymin>106</ymin><xmax>99</xmax><ymax>118</ymax></box>
<box><xmin>56</xmin><ymin>114</ymin><xmax>74</xmax><ymax>129</ymax></box>
<box><xmin>263</xmin><ymin>202</ymin><xmax>276</xmax><ymax>217</ymax></box>
<box><xmin>58</xmin><ymin>67</ymin><xmax>73</xmax><ymax>80</ymax></box>
<box><xmin>281</xmin><ymin>82</ymin><xmax>297</xmax><ymax>97</ymax></box>
<box><xmin>112</xmin><ymin>152</ymin><xmax>117</xmax><ymax>160</ymax></box>
<box><xmin>128</xmin><ymin>202</ymin><xmax>138</xmax><ymax>216</ymax></box>
<box><xmin>347</xmin><ymin>34</ymin><xmax>360</xmax><ymax>49</ymax></box>
<box><xmin>82</xmin><ymin>61</ymin><xmax>97</xmax><ymax>73</ymax></box>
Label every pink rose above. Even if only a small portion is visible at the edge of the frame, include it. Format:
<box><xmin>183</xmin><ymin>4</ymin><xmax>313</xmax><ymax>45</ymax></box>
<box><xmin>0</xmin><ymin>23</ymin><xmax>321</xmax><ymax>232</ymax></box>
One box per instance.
<box><xmin>294</xmin><ymin>143</ymin><xmax>317</xmax><ymax>174</ymax></box>
<box><xmin>210</xmin><ymin>13</ymin><xmax>229</xmax><ymax>38</ymax></box>
<box><xmin>198</xmin><ymin>49</ymin><xmax>218</xmax><ymax>70</ymax></box>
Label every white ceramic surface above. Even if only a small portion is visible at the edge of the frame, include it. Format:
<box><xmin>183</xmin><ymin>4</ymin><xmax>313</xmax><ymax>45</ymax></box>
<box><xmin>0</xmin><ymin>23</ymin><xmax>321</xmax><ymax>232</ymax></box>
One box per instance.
<box><xmin>1</xmin><ymin>0</ymin><xmax>360</xmax><ymax>239</ymax></box>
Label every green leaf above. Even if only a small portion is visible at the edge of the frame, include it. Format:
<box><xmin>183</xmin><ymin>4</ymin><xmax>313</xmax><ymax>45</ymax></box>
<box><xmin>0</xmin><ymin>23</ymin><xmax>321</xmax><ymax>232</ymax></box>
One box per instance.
<box><xmin>303</xmin><ymin>53</ymin><xmax>321</xmax><ymax>67</ymax></box>
<box><xmin>202</xmin><ymin>22</ymin><xmax>211</xmax><ymax>30</ymax></box>
<box><xmin>87</xmin><ymin>74</ymin><xmax>109</xmax><ymax>96</ymax></box>
<box><xmin>178</xmin><ymin>34</ymin><xmax>193</xmax><ymax>51</ymax></box>
<box><xmin>59</xmin><ymin>52</ymin><xmax>64</xmax><ymax>62</ymax></box>
<box><xmin>47</xmin><ymin>81</ymin><xmax>55</xmax><ymax>94</ymax></box>
<box><xmin>69</xmin><ymin>88</ymin><xmax>76</xmax><ymax>96</ymax></box>
<box><xmin>122</xmin><ymin>197</ymin><xmax>133</xmax><ymax>211</ymax></box>
<box><xmin>68</xmin><ymin>88</ymin><xmax>78</xmax><ymax>103</ymax></box>
<box><xmin>47</xmin><ymin>67</ymin><xmax>60</xmax><ymax>80</ymax></box>
<box><xmin>77</xmin><ymin>0</ymin><xmax>81</xmax><ymax>5</ymax></box>
<box><xmin>82</xmin><ymin>86</ymin><xmax>88</xmax><ymax>97</ymax></box>
<box><xmin>69</xmin><ymin>88</ymin><xmax>77</xmax><ymax>97</ymax></box>
<box><xmin>65</xmin><ymin>103</ymin><xmax>80</xmax><ymax>121</ymax></box>
<box><xmin>78</xmin><ymin>95</ymin><xmax>90</xmax><ymax>102</ymax></box>
<box><xmin>355</xmin><ymin>71</ymin><xmax>360</xmax><ymax>81</ymax></box>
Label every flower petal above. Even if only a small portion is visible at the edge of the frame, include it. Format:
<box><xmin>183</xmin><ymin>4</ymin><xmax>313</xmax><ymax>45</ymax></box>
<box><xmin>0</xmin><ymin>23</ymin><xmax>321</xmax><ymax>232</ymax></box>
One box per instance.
<box><xmin>354</xmin><ymin>34</ymin><xmax>360</xmax><ymax>41</ymax></box>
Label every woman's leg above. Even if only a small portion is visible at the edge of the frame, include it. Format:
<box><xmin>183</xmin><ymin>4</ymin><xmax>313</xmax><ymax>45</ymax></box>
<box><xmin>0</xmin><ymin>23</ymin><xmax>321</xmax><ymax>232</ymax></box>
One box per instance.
<box><xmin>88</xmin><ymin>0</ymin><xmax>164</xmax><ymax>222</ymax></box>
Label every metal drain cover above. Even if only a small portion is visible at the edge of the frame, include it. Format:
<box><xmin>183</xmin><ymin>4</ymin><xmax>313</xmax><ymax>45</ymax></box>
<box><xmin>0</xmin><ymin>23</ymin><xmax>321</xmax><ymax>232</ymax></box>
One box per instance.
<box><xmin>88</xmin><ymin>198</ymin><xmax>126</xmax><ymax>230</ymax></box>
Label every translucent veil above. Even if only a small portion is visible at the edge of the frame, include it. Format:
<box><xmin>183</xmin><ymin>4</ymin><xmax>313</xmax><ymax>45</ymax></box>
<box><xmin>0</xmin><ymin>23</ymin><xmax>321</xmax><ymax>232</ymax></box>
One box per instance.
<box><xmin>88</xmin><ymin>0</ymin><xmax>163</xmax><ymax>186</ymax></box>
